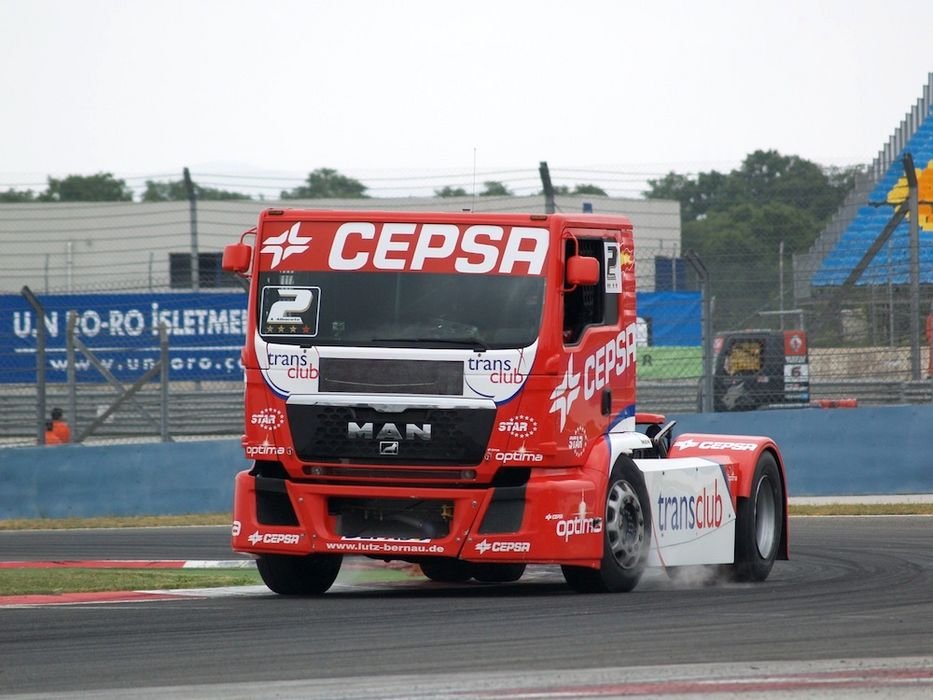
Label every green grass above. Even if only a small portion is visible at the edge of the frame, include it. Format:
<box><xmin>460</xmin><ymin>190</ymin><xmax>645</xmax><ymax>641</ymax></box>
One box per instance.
<box><xmin>0</xmin><ymin>568</ymin><xmax>262</xmax><ymax>596</ymax></box>
<box><xmin>3</xmin><ymin>503</ymin><xmax>933</xmax><ymax>533</ymax></box>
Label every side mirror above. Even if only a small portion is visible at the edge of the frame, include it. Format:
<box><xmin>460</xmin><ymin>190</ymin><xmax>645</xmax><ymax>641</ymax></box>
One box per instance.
<box><xmin>566</xmin><ymin>255</ymin><xmax>600</xmax><ymax>286</ymax></box>
<box><xmin>222</xmin><ymin>243</ymin><xmax>252</xmax><ymax>275</ymax></box>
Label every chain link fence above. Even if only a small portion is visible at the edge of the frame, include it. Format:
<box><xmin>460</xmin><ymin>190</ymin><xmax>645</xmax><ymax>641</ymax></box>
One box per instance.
<box><xmin>1</xmin><ymin>172</ymin><xmax>931</xmax><ymax>447</ymax></box>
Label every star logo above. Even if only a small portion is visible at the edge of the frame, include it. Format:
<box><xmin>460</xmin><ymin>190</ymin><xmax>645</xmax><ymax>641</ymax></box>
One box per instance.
<box><xmin>549</xmin><ymin>355</ymin><xmax>581</xmax><ymax>431</ymax></box>
<box><xmin>475</xmin><ymin>539</ymin><xmax>491</xmax><ymax>554</ymax></box>
<box><xmin>260</xmin><ymin>222</ymin><xmax>311</xmax><ymax>269</ymax></box>
<box><xmin>248</xmin><ymin>530</ymin><xmax>263</xmax><ymax>545</ymax></box>
<box><xmin>675</xmin><ymin>438</ymin><xmax>698</xmax><ymax>450</ymax></box>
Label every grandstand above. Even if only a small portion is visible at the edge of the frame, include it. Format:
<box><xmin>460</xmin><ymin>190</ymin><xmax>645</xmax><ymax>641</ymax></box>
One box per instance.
<box><xmin>796</xmin><ymin>73</ymin><xmax>933</xmax><ymax>296</ymax></box>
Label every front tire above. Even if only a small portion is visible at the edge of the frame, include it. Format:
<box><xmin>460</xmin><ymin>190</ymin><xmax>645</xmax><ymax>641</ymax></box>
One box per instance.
<box><xmin>731</xmin><ymin>451</ymin><xmax>783</xmax><ymax>582</ymax></box>
<box><xmin>562</xmin><ymin>455</ymin><xmax>650</xmax><ymax>593</ymax></box>
<box><xmin>471</xmin><ymin>563</ymin><xmax>526</xmax><ymax>583</ymax></box>
<box><xmin>420</xmin><ymin>558</ymin><xmax>473</xmax><ymax>583</ymax></box>
<box><xmin>257</xmin><ymin>554</ymin><xmax>342</xmax><ymax>595</ymax></box>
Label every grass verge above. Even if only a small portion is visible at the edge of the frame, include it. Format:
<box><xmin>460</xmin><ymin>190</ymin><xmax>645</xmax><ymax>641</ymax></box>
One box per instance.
<box><xmin>0</xmin><ymin>568</ymin><xmax>262</xmax><ymax>596</ymax></box>
<box><xmin>3</xmin><ymin>503</ymin><xmax>933</xmax><ymax>532</ymax></box>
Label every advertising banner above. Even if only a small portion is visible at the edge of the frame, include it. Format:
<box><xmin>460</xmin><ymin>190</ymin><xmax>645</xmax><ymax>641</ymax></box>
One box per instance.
<box><xmin>0</xmin><ymin>292</ymin><xmax>247</xmax><ymax>383</ymax></box>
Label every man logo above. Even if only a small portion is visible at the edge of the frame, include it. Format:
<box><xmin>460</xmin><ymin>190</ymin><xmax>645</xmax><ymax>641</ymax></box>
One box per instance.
<box><xmin>379</xmin><ymin>441</ymin><xmax>400</xmax><ymax>456</ymax></box>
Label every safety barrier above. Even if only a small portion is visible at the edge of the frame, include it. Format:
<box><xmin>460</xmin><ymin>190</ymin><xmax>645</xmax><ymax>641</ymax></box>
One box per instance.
<box><xmin>1</xmin><ymin>404</ymin><xmax>932</xmax><ymax>519</ymax></box>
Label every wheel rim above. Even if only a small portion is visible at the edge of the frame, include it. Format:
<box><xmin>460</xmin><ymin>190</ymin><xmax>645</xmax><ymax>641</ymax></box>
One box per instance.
<box><xmin>605</xmin><ymin>480</ymin><xmax>645</xmax><ymax>569</ymax></box>
<box><xmin>754</xmin><ymin>475</ymin><xmax>777</xmax><ymax>558</ymax></box>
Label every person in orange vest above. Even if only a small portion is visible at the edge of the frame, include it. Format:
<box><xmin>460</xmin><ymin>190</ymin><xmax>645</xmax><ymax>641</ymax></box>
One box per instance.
<box><xmin>43</xmin><ymin>419</ymin><xmax>63</xmax><ymax>446</ymax></box>
<box><xmin>50</xmin><ymin>407</ymin><xmax>71</xmax><ymax>443</ymax></box>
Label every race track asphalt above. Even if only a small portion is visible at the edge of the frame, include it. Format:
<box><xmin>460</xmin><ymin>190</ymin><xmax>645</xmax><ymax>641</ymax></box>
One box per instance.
<box><xmin>0</xmin><ymin>517</ymin><xmax>932</xmax><ymax>697</ymax></box>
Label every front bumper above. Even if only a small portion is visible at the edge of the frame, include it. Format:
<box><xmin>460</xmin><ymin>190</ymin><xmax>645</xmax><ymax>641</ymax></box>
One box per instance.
<box><xmin>231</xmin><ymin>468</ymin><xmax>605</xmax><ymax>567</ymax></box>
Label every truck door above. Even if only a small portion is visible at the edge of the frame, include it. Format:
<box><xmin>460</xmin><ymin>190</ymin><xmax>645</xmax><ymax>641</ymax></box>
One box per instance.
<box><xmin>555</xmin><ymin>228</ymin><xmax>636</xmax><ymax>451</ymax></box>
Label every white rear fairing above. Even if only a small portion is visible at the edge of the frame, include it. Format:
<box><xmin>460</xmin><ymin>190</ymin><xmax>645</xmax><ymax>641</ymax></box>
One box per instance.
<box><xmin>636</xmin><ymin>458</ymin><xmax>736</xmax><ymax>567</ymax></box>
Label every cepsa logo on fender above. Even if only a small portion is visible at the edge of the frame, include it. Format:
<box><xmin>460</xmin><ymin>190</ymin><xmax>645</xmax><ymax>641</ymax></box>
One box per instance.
<box><xmin>247</xmin><ymin>530</ymin><xmax>301</xmax><ymax>546</ymax></box>
<box><xmin>327</xmin><ymin>222</ymin><xmax>549</xmax><ymax>275</ymax></box>
<box><xmin>675</xmin><ymin>439</ymin><xmax>757</xmax><ymax>452</ymax></box>
<box><xmin>474</xmin><ymin>539</ymin><xmax>531</xmax><ymax>554</ymax></box>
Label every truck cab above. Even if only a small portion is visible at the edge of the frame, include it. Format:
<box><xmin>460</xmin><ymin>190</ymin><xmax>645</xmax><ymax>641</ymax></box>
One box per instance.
<box><xmin>224</xmin><ymin>210</ymin><xmax>788</xmax><ymax>594</ymax></box>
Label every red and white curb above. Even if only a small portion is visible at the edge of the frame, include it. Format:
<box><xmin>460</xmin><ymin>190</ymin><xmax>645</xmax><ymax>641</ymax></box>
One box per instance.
<box><xmin>0</xmin><ymin>559</ymin><xmax>257</xmax><ymax>608</ymax></box>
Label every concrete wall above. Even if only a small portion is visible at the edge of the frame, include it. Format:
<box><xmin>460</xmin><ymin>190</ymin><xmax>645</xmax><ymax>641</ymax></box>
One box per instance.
<box><xmin>670</xmin><ymin>404</ymin><xmax>933</xmax><ymax>496</ymax></box>
<box><xmin>0</xmin><ymin>440</ymin><xmax>248</xmax><ymax>519</ymax></box>
<box><xmin>1</xmin><ymin>404</ymin><xmax>931</xmax><ymax>519</ymax></box>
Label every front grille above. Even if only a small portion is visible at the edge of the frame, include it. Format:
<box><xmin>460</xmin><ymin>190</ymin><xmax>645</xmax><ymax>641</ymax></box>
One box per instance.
<box><xmin>319</xmin><ymin>358</ymin><xmax>463</xmax><ymax>395</ymax></box>
<box><xmin>329</xmin><ymin>497</ymin><xmax>453</xmax><ymax>539</ymax></box>
<box><xmin>287</xmin><ymin>404</ymin><xmax>495</xmax><ymax>465</ymax></box>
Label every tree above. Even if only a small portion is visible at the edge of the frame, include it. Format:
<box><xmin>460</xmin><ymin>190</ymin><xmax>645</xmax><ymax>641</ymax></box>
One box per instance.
<box><xmin>572</xmin><ymin>184</ymin><xmax>607</xmax><ymax>196</ymax></box>
<box><xmin>0</xmin><ymin>188</ymin><xmax>36</xmax><ymax>202</ymax></box>
<box><xmin>479</xmin><ymin>180</ymin><xmax>512</xmax><ymax>197</ymax></box>
<box><xmin>142</xmin><ymin>180</ymin><xmax>251</xmax><ymax>202</ymax></box>
<box><xmin>281</xmin><ymin>168</ymin><xmax>368</xmax><ymax>199</ymax></box>
<box><xmin>38</xmin><ymin>173</ymin><xmax>134</xmax><ymax>202</ymax></box>
<box><xmin>434</xmin><ymin>186</ymin><xmax>469</xmax><ymax>197</ymax></box>
<box><xmin>645</xmin><ymin>150</ymin><xmax>857</xmax><ymax>328</ymax></box>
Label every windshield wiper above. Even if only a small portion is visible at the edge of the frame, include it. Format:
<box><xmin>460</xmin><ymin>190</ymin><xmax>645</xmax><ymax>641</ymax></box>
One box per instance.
<box><xmin>370</xmin><ymin>337</ymin><xmax>489</xmax><ymax>352</ymax></box>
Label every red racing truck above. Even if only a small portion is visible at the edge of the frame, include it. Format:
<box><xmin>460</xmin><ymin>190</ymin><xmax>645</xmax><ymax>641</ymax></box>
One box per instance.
<box><xmin>223</xmin><ymin>210</ymin><xmax>788</xmax><ymax>594</ymax></box>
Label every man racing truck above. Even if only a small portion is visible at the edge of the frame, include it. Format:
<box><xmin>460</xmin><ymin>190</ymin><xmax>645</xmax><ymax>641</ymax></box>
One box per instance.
<box><xmin>223</xmin><ymin>210</ymin><xmax>788</xmax><ymax>594</ymax></box>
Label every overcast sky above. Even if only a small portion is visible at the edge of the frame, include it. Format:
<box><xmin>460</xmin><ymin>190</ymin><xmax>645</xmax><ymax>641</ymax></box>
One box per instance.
<box><xmin>1</xmin><ymin>0</ymin><xmax>931</xmax><ymax>196</ymax></box>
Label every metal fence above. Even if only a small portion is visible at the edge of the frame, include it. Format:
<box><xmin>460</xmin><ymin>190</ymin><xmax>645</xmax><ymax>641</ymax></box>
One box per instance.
<box><xmin>1</xmin><ymin>182</ymin><xmax>932</xmax><ymax>447</ymax></box>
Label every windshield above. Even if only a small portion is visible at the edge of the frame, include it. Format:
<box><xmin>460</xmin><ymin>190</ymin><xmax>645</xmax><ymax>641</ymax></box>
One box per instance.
<box><xmin>257</xmin><ymin>271</ymin><xmax>544</xmax><ymax>349</ymax></box>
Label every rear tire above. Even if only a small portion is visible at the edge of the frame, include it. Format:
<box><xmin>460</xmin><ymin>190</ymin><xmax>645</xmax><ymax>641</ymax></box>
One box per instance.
<box><xmin>256</xmin><ymin>554</ymin><xmax>342</xmax><ymax>595</ymax></box>
<box><xmin>471</xmin><ymin>563</ymin><xmax>526</xmax><ymax>583</ymax></box>
<box><xmin>731</xmin><ymin>451</ymin><xmax>783</xmax><ymax>582</ymax></box>
<box><xmin>420</xmin><ymin>558</ymin><xmax>473</xmax><ymax>583</ymax></box>
<box><xmin>562</xmin><ymin>455</ymin><xmax>650</xmax><ymax>593</ymax></box>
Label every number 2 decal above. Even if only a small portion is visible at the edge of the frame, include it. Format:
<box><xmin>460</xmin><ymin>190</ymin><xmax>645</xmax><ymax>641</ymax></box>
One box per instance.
<box><xmin>267</xmin><ymin>288</ymin><xmax>314</xmax><ymax>324</ymax></box>
<box><xmin>260</xmin><ymin>286</ymin><xmax>321</xmax><ymax>336</ymax></box>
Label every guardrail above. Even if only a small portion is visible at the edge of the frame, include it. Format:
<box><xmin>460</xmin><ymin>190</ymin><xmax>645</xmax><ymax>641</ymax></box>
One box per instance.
<box><xmin>2</xmin><ymin>378</ymin><xmax>931</xmax><ymax>445</ymax></box>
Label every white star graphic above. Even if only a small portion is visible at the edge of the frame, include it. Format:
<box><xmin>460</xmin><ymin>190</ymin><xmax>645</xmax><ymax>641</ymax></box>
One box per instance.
<box><xmin>475</xmin><ymin>539</ymin><xmax>491</xmax><ymax>554</ymax></box>
<box><xmin>549</xmin><ymin>355</ymin><xmax>581</xmax><ymax>431</ymax></box>
<box><xmin>260</xmin><ymin>222</ymin><xmax>312</xmax><ymax>268</ymax></box>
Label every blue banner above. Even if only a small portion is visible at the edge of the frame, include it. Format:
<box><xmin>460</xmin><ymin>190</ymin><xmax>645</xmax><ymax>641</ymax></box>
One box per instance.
<box><xmin>636</xmin><ymin>291</ymin><xmax>701</xmax><ymax>346</ymax></box>
<box><xmin>0</xmin><ymin>292</ymin><xmax>248</xmax><ymax>383</ymax></box>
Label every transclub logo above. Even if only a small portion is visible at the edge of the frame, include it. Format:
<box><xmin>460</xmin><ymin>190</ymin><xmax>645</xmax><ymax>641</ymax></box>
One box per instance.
<box><xmin>497</xmin><ymin>415</ymin><xmax>538</xmax><ymax>439</ymax></box>
<box><xmin>656</xmin><ymin>481</ymin><xmax>724</xmax><ymax>532</ymax></box>
<box><xmin>468</xmin><ymin>357</ymin><xmax>525</xmax><ymax>385</ymax></box>
<box><xmin>267</xmin><ymin>352</ymin><xmax>320</xmax><ymax>380</ymax></box>
<box><xmin>549</xmin><ymin>355</ymin><xmax>581</xmax><ymax>431</ymax></box>
<box><xmin>250</xmin><ymin>407</ymin><xmax>285</xmax><ymax>431</ymax></box>
<box><xmin>261</xmin><ymin>222</ymin><xmax>312</xmax><ymax>269</ymax></box>
<box><xmin>474</xmin><ymin>540</ymin><xmax>531</xmax><ymax>554</ymax></box>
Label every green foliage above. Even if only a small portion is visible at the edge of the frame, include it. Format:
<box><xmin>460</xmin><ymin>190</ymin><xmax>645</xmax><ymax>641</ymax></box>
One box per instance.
<box><xmin>434</xmin><ymin>185</ymin><xmax>469</xmax><ymax>197</ymax></box>
<box><xmin>645</xmin><ymin>150</ymin><xmax>859</xmax><ymax>329</ymax></box>
<box><xmin>572</xmin><ymin>183</ymin><xmax>608</xmax><ymax>196</ymax></box>
<box><xmin>281</xmin><ymin>168</ymin><xmax>368</xmax><ymax>199</ymax></box>
<box><xmin>141</xmin><ymin>179</ymin><xmax>251</xmax><ymax>202</ymax></box>
<box><xmin>479</xmin><ymin>180</ymin><xmax>512</xmax><ymax>197</ymax></box>
<box><xmin>38</xmin><ymin>172</ymin><xmax>134</xmax><ymax>202</ymax></box>
<box><xmin>0</xmin><ymin>188</ymin><xmax>37</xmax><ymax>202</ymax></box>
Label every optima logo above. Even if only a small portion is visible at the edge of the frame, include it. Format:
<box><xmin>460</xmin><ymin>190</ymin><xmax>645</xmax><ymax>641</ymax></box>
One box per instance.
<box><xmin>656</xmin><ymin>481</ymin><xmax>724</xmax><ymax>532</ymax></box>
